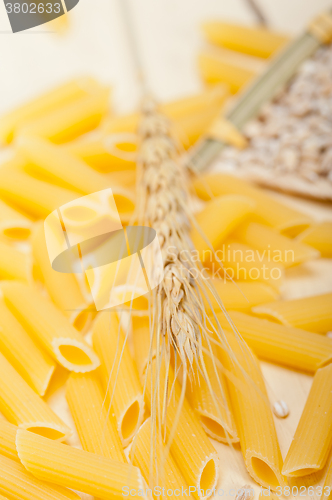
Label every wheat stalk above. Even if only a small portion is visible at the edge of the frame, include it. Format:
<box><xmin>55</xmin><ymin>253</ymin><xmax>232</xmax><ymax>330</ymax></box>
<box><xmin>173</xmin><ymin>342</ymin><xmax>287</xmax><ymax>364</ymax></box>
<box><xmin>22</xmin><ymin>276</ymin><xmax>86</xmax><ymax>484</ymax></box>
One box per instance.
<box><xmin>134</xmin><ymin>94</ymin><xmax>248</xmax><ymax>425</ymax></box>
<box><xmin>136</xmin><ymin>96</ymin><xmax>205</xmax><ymax>368</ymax></box>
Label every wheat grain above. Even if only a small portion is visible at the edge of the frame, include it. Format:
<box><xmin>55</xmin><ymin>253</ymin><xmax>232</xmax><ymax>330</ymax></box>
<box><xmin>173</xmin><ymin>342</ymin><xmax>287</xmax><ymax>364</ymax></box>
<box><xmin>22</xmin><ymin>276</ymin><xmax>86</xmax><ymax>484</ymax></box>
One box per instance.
<box><xmin>272</xmin><ymin>400</ymin><xmax>289</xmax><ymax>419</ymax></box>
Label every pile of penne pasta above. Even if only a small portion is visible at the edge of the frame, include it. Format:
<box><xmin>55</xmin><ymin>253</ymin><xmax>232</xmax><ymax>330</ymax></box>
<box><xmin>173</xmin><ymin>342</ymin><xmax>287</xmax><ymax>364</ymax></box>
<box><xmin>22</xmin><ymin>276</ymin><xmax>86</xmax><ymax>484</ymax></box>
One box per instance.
<box><xmin>0</xmin><ymin>75</ymin><xmax>331</xmax><ymax>500</ymax></box>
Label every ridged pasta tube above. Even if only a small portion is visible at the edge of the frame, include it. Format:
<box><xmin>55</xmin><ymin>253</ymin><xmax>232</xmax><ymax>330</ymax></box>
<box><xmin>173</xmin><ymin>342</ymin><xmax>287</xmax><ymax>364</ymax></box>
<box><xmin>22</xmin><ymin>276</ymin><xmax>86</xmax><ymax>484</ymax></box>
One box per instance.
<box><xmin>66</xmin><ymin>371</ymin><xmax>126</xmax><ymax>462</ymax></box>
<box><xmin>282</xmin><ymin>364</ymin><xmax>332</xmax><ymax>477</ymax></box>
<box><xmin>1</xmin><ymin>281</ymin><xmax>100</xmax><ymax>373</ymax></box>
<box><xmin>16</xmin><ymin>429</ymin><xmax>149</xmax><ymax>500</ymax></box>
<box><xmin>0</xmin><ymin>299</ymin><xmax>56</xmax><ymax>396</ymax></box>
<box><xmin>0</xmin><ymin>352</ymin><xmax>71</xmax><ymax>441</ymax></box>
<box><xmin>92</xmin><ymin>312</ymin><xmax>144</xmax><ymax>446</ymax></box>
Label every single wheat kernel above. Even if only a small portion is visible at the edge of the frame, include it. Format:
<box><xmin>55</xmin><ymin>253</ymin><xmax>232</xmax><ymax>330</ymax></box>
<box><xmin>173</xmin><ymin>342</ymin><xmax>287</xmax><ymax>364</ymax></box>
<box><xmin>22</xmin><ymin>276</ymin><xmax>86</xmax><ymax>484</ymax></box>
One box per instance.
<box><xmin>272</xmin><ymin>400</ymin><xmax>289</xmax><ymax>418</ymax></box>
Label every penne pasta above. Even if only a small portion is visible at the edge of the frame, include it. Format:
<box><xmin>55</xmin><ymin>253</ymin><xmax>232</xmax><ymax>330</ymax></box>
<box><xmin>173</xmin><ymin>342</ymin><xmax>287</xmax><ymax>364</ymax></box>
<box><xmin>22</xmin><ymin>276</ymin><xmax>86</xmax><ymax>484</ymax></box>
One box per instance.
<box><xmin>0</xmin><ymin>299</ymin><xmax>56</xmax><ymax>396</ymax></box>
<box><xmin>0</xmin><ymin>454</ymin><xmax>80</xmax><ymax>500</ymax></box>
<box><xmin>21</xmin><ymin>86</ymin><xmax>111</xmax><ymax>143</ymax></box>
<box><xmin>252</xmin><ymin>292</ymin><xmax>332</xmax><ymax>333</ymax></box>
<box><xmin>32</xmin><ymin>223</ymin><xmax>94</xmax><ymax>334</ymax></box>
<box><xmin>1</xmin><ymin>281</ymin><xmax>100</xmax><ymax>373</ymax></box>
<box><xmin>297</xmin><ymin>222</ymin><xmax>332</xmax><ymax>257</ymax></box>
<box><xmin>92</xmin><ymin>312</ymin><xmax>144</xmax><ymax>446</ymax></box>
<box><xmin>216</xmin><ymin>311</ymin><xmax>332</xmax><ymax>373</ymax></box>
<box><xmin>16</xmin><ymin>429</ymin><xmax>148</xmax><ymax>500</ymax></box>
<box><xmin>192</xmin><ymin>173</ymin><xmax>312</xmax><ymax>233</ymax></box>
<box><xmin>0</xmin><ymin>240</ymin><xmax>30</xmax><ymax>281</ymax></box>
<box><xmin>103</xmin><ymin>84</ymin><xmax>229</xmax><ymax>136</ymax></box>
<box><xmin>145</xmin><ymin>359</ymin><xmax>219</xmax><ymax>499</ymax></box>
<box><xmin>198</xmin><ymin>51</ymin><xmax>261</xmax><ymax>94</ymax></box>
<box><xmin>131</xmin><ymin>418</ymin><xmax>193</xmax><ymax>499</ymax></box>
<box><xmin>17</xmin><ymin>134</ymin><xmax>114</xmax><ymax>194</ymax></box>
<box><xmin>282</xmin><ymin>364</ymin><xmax>332</xmax><ymax>477</ymax></box>
<box><xmin>0</xmin><ymin>76</ymin><xmax>99</xmax><ymax>144</ymax></box>
<box><xmin>202</xmin><ymin>22</ymin><xmax>289</xmax><ymax>59</ymax></box>
<box><xmin>217</xmin><ymin>241</ymin><xmax>284</xmax><ymax>290</ymax></box>
<box><xmin>172</xmin><ymin>105</ymin><xmax>226</xmax><ymax>148</ymax></box>
<box><xmin>204</xmin><ymin>279</ymin><xmax>278</xmax><ymax>313</ymax></box>
<box><xmin>218</xmin><ymin>330</ymin><xmax>286</xmax><ymax>490</ymax></box>
<box><xmin>190</xmin><ymin>195</ymin><xmax>254</xmax><ymax>261</ymax></box>
<box><xmin>0</xmin><ymin>351</ymin><xmax>71</xmax><ymax>441</ymax></box>
<box><xmin>0</xmin><ymin>198</ymin><xmax>32</xmax><ymax>243</ymax></box>
<box><xmin>160</xmin><ymin>83</ymin><xmax>229</xmax><ymax>121</ymax></box>
<box><xmin>66</xmin><ymin>371</ymin><xmax>126</xmax><ymax>462</ymax></box>
<box><xmin>0</xmin><ymin>168</ymin><xmax>79</xmax><ymax>219</ymax></box>
<box><xmin>18</xmin><ymin>135</ymin><xmax>136</xmax><ymax>220</ymax></box>
<box><xmin>64</xmin><ymin>135</ymin><xmax>137</xmax><ymax>172</ymax></box>
<box><xmin>187</xmin><ymin>336</ymin><xmax>239</xmax><ymax>444</ymax></box>
<box><xmin>132</xmin><ymin>315</ymin><xmax>157</xmax><ymax>380</ymax></box>
<box><xmin>0</xmin><ymin>419</ymin><xmax>19</xmax><ymax>462</ymax></box>
<box><xmin>234</xmin><ymin>222</ymin><xmax>319</xmax><ymax>267</ymax></box>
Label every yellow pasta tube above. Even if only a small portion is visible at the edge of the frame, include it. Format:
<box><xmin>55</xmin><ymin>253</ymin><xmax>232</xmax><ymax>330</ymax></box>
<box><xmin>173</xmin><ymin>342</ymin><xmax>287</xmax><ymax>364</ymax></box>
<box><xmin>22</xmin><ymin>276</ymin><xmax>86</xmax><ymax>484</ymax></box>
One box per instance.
<box><xmin>235</xmin><ymin>222</ymin><xmax>319</xmax><ymax>267</ymax></box>
<box><xmin>0</xmin><ymin>76</ymin><xmax>99</xmax><ymax>144</ymax></box>
<box><xmin>21</xmin><ymin>86</ymin><xmax>111</xmax><ymax>143</ymax></box>
<box><xmin>192</xmin><ymin>173</ymin><xmax>312</xmax><ymax>233</ymax></box>
<box><xmin>131</xmin><ymin>418</ymin><xmax>193</xmax><ymax>499</ymax></box>
<box><xmin>103</xmin><ymin>84</ymin><xmax>230</xmax><ymax>136</ymax></box>
<box><xmin>187</xmin><ymin>338</ymin><xmax>239</xmax><ymax>444</ymax></box>
<box><xmin>0</xmin><ymin>169</ymin><xmax>79</xmax><ymax>219</ymax></box>
<box><xmin>18</xmin><ymin>134</ymin><xmax>113</xmax><ymax>194</ymax></box>
<box><xmin>198</xmin><ymin>51</ymin><xmax>261</xmax><ymax>93</ymax></box>
<box><xmin>145</xmin><ymin>359</ymin><xmax>219</xmax><ymax>499</ymax></box>
<box><xmin>66</xmin><ymin>371</ymin><xmax>126</xmax><ymax>463</ymax></box>
<box><xmin>17</xmin><ymin>136</ymin><xmax>136</xmax><ymax>219</ymax></box>
<box><xmin>0</xmin><ymin>419</ymin><xmax>19</xmax><ymax>462</ymax></box>
<box><xmin>132</xmin><ymin>315</ymin><xmax>157</xmax><ymax>380</ymax></box>
<box><xmin>173</xmin><ymin>105</ymin><xmax>226</xmax><ymax>148</ymax></box>
<box><xmin>160</xmin><ymin>83</ymin><xmax>229</xmax><ymax>120</ymax></box>
<box><xmin>282</xmin><ymin>364</ymin><xmax>332</xmax><ymax>477</ymax></box>
<box><xmin>0</xmin><ymin>240</ymin><xmax>30</xmax><ymax>280</ymax></box>
<box><xmin>202</xmin><ymin>22</ymin><xmax>289</xmax><ymax>59</ymax></box>
<box><xmin>191</xmin><ymin>195</ymin><xmax>254</xmax><ymax>261</ymax></box>
<box><xmin>64</xmin><ymin>136</ymin><xmax>137</xmax><ymax>172</ymax></box>
<box><xmin>0</xmin><ymin>352</ymin><xmax>71</xmax><ymax>441</ymax></box>
<box><xmin>253</xmin><ymin>292</ymin><xmax>332</xmax><ymax>333</ymax></box>
<box><xmin>104</xmin><ymin>101</ymin><xmax>227</xmax><ymax>152</ymax></box>
<box><xmin>1</xmin><ymin>281</ymin><xmax>100</xmax><ymax>373</ymax></box>
<box><xmin>92</xmin><ymin>312</ymin><xmax>144</xmax><ymax>446</ymax></box>
<box><xmin>216</xmin><ymin>311</ymin><xmax>332</xmax><ymax>373</ymax></box>
<box><xmin>0</xmin><ymin>299</ymin><xmax>56</xmax><ymax>396</ymax></box>
<box><xmin>219</xmin><ymin>330</ymin><xmax>286</xmax><ymax>490</ymax></box>
<box><xmin>16</xmin><ymin>429</ymin><xmax>148</xmax><ymax>500</ymax></box>
<box><xmin>0</xmin><ymin>454</ymin><xmax>80</xmax><ymax>500</ymax></box>
<box><xmin>32</xmin><ymin>223</ymin><xmax>94</xmax><ymax>334</ymax></box>
<box><xmin>297</xmin><ymin>222</ymin><xmax>332</xmax><ymax>257</ymax></box>
<box><xmin>0</xmin><ymin>198</ymin><xmax>32</xmax><ymax>243</ymax></box>
<box><xmin>204</xmin><ymin>279</ymin><xmax>278</xmax><ymax>313</ymax></box>
<box><xmin>218</xmin><ymin>241</ymin><xmax>284</xmax><ymax>290</ymax></box>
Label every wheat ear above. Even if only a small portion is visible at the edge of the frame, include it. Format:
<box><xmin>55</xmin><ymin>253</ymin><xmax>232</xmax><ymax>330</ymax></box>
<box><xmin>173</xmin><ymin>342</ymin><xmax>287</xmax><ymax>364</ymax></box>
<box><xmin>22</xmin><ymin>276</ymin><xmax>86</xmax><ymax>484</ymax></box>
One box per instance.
<box><xmin>135</xmin><ymin>95</ymin><xmax>251</xmax><ymax>428</ymax></box>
